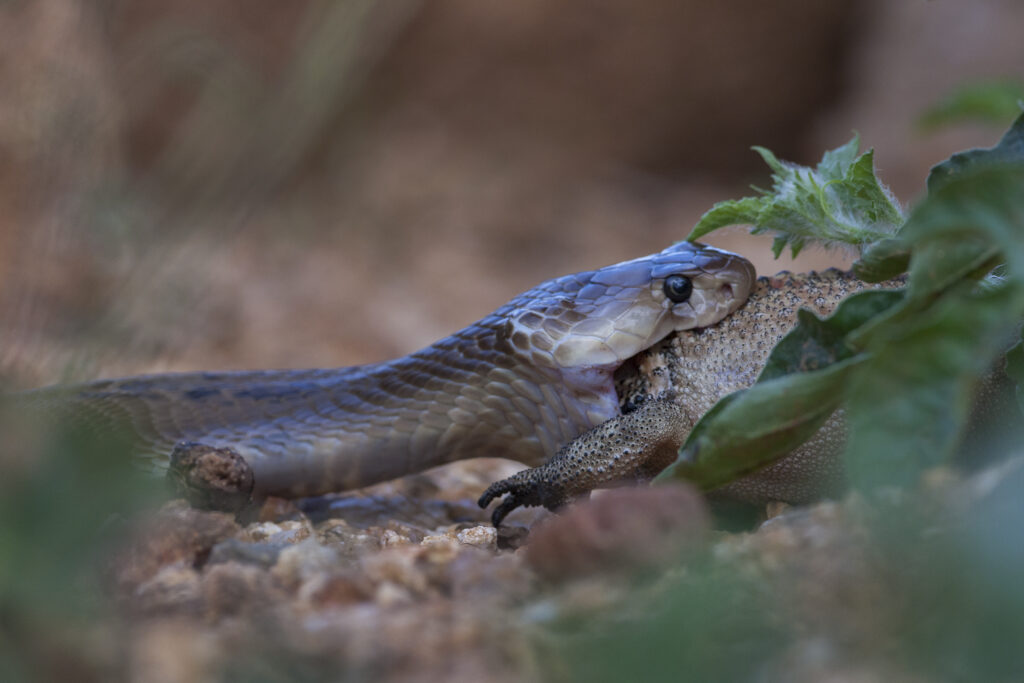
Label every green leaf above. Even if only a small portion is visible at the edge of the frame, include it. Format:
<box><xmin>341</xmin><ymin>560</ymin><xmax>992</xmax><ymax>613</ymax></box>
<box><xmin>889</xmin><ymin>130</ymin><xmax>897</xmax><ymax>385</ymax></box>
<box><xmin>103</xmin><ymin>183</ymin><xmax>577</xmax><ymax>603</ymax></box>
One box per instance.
<box><xmin>844</xmin><ymin>284</ymin><xmax>1024</xmax><ymax>490</ymax></box>
<box><xmin>759</xmin><ymin>288</ymin><xmax>905</xmax><ymax>380</ymax></box>
<box><xmin>907</xmin><ymin>168</ymin><xmax>1024</xmax><ymax>284</ymax></box>
<box><xmin>689</xmin><ymin>197</ymin><xmax>764</xmax><ymax>242</ymax></box>
<box><xmin>853</xmin><ymin>237</ymin><xmax>911</xmax><ymax>282</ymax></box>
<box><xmin>658</xmin><ymin>358</ymin><xmax>858</xmax><ymax>491</ymax></box>
<box><xmin>835</xmin><ymin>151</ymin><xmax>905</xmax><ymax>227</ymax></box>
<box><xmin>816</xmin><ymin>133</ymin><xmax>861</xmax><ymax>178</ymax></box>
<box><xmin>1006</xmin><ymin>332</ymin><xmax>1024</xmax><ymax>416</ymax></box>
<box><xmin>687</xmin><ymin>136</ymin><xmax>903</xmax><ymax>256</ymax></box>
<box><xmin>905</xmin><ymin>237</ymin><xmax>999</xmax><ymax>304</ymax></box>
<box><xmin>927</xmin><ymin>111</ymin><xmax>1024</xmax><ymax>193</ymax></box>
<box><xmin>918</xmin><ymin>79</ymin><xmax>1024</xmax><ymax>131</ymax></box>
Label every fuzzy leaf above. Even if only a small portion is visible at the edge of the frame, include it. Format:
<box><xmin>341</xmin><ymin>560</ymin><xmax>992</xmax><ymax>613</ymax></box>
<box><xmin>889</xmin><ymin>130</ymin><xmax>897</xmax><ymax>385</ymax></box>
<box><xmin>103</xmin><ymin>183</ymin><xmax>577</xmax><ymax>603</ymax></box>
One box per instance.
<box><xmin>689</xmin><ymin>197</ymin><xmax>764</xmax><ymax>241</ymax></box>
<box><xmin>687</xmin><ymin>137</ymin><xmax>903</xmax><ymax>256</ymax></box>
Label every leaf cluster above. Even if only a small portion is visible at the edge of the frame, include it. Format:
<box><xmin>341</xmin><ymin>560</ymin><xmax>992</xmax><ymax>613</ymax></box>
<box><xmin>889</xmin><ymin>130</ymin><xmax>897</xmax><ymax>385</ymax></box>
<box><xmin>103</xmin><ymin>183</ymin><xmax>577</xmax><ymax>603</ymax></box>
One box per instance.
<box><xmin>689</xmin><ymin>136</ymin><xmax>904</xmax><ymax>258</ymax></box>
<box><xmin>664</xmin><ymin>113</ymin><xmax>1024</xmax><ymax>492</ymax></box>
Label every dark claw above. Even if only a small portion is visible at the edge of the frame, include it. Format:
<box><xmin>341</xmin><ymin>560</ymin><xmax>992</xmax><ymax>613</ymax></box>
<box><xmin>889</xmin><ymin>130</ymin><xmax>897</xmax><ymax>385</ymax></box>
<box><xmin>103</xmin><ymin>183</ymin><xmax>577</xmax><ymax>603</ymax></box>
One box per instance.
<box><xmin>491</xmin><ymin>495</ymin><xmax>521</xmax><ymax>527</ymax></box>
<box><xmin>478</xmin><ymin>477</ymin><xmax>527</xmax><ymax>527</ymax></box>
<box><xmin>478</xmin><ymin>467</ymin><xmax>565</xmax><ymax>526</ymax></box>
<box><xmin>477</xmin><ymin>479</ymin><xmax>510</xmax><ymax>510</ymax></box>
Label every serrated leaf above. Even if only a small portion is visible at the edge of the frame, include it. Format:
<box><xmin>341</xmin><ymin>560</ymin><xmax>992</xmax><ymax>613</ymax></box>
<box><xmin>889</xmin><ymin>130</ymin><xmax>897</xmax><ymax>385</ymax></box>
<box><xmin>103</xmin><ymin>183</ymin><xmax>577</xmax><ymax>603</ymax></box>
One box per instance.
<box><xmin>686</xmin><ymin>136</ymin><xmax>903</xmax><ymax>256</ymax></box>
<box><xmin>837</xmin><ymin>151</ymin><xmax>905</xmax><ymax>226</ymax></box>
<box><xmin>689</xmin><ymin>197</ymin><xmax>765</xmax><ymax>241</ymax></box>
<box><xmin>816</xmin><ymin>133</ymin><xmax>861</xmax><ymax>178</ymax></box>
<box><xmin>752</xmin><ymin>145</ymin><xmax>787</xmax><ymax>174</ymax></box>
<box><xmin>772</xmin><ymin>234</ymin><xmax>800</xmax><ymax>258</ymax></box>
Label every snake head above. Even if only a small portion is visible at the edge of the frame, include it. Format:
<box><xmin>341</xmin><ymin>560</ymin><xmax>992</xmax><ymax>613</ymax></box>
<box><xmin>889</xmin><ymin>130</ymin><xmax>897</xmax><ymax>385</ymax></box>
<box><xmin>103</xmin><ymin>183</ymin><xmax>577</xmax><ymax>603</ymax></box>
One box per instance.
<box><xmin>504</xmin><ymin>241</ymin><xmax>756</xmax><ymax>371</ymax></box>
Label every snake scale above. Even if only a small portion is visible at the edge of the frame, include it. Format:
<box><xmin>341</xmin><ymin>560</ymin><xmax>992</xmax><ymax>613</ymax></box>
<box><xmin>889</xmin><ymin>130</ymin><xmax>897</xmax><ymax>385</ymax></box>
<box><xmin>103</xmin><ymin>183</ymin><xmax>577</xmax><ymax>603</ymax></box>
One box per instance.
<box><xmin>22</xmin><ymin>242</ymin><xmax>758</xmax><ymax>521</ymax></box>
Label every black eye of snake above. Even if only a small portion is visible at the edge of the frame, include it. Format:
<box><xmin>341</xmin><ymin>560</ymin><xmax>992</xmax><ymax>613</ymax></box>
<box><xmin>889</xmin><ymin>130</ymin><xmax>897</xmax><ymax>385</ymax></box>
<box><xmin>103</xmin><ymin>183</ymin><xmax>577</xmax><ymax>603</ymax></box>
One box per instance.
<box><xmin>663</xmin><ymin>274</ymin><xmax>693</xmax><ymax>303</ymax></box>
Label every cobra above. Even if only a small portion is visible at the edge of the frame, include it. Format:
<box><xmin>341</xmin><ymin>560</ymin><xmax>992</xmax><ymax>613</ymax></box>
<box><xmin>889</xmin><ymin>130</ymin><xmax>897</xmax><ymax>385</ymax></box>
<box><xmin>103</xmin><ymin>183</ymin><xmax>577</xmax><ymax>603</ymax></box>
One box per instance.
<box><xmin>22</xmin><ymin>242</ymin><xmax>755</xmax><ymax>514</ymax></box>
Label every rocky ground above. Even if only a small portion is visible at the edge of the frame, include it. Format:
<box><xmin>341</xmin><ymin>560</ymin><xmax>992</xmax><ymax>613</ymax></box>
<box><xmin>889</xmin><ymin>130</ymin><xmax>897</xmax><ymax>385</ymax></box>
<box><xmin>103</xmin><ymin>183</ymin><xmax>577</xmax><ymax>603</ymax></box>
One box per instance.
<box><xmin>82</xmin><ymin>451</ymin><xmax>1021</xmax><ymax>683</ymax></box>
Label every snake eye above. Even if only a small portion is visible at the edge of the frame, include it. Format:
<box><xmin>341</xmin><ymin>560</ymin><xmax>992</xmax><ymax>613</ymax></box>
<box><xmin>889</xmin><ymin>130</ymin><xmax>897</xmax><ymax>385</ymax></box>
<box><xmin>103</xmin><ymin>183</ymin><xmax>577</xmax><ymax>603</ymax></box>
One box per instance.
<box><xmin>663</xmin><ymin>274</ymin><xmax>693</xmax><ymax>303</ymax></box>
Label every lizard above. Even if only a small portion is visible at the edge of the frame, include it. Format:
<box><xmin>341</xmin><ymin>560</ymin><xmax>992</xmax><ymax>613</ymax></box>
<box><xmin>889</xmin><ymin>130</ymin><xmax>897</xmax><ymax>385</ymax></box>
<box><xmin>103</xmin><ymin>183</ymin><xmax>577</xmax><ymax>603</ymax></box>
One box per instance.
<box><xmin>19</xmin><ymin>241</ymin><xmax>757</xmax><ymax>521</ymax></box>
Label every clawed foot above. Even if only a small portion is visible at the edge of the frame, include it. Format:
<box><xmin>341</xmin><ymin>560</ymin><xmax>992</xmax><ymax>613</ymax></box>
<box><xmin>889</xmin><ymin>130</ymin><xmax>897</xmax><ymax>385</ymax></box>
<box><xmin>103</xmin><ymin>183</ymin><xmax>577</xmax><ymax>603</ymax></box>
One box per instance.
<box><xmin>478</xmin><ymin>402</ymin><xmax>688</xmax><ymax>526</ymax></box>
<box><xmin>477</xmin><ymin>467</ymin><xmax>570</xmax><ymax>527</ymax></box>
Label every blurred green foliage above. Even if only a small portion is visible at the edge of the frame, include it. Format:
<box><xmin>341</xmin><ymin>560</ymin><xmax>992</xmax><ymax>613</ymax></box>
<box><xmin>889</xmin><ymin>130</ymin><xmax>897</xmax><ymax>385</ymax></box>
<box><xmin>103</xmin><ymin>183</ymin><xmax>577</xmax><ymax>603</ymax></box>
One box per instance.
<box><xmin>918</xmin><ymin>79</ymin><xmax>1024</xmax><ymax>131</ymax></box>
<box><xmin>545</xmin><ymin>563</ymin><xmax>785</xmax><ymax>682</ymax></box>
<box><xmin>560</xmin><ymin>109</ymin><xmax>1024</xmax><ymax>683</ymax></box>
<box><xmin>562</xmin><ymin>112</ymin><xmax>1024</xmax><ymax>678</ymax></box>
<box><xmin>0</xmin><ymin>403</ymin><xmax>165</xmax><ymax>680</ymax></box>
<box><xmin>672</xmin><ymin>112</ymin><xmax>1024</xmax><ymax>494</ymax></box>
<box><xmin>555</xmin><ymin>461</ymin><xmax>1024</xmax><ymax>682</ymax></box>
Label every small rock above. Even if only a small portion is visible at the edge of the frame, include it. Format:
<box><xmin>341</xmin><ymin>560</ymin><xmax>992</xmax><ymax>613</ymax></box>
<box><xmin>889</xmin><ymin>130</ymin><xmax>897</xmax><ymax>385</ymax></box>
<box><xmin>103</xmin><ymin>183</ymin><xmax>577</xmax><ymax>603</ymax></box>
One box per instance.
<box><xmin>200</xmin><ymin>561</ymin><xmax>283</xmax><ymax>620</ymax></box>
<box><xmin>266</xmin><ymin>521</ymin><xmax>313</xmax><ymax>545</ymax></box>
<box><xmin>456</xmin><ymin>525</ymin><xmax>497</xmax><ymax>550</ymax></box>
<box><xmin>241</xmin><ymin>522</ymin><xmax>283</xmax><ymax>543</ymax></box>
<box><xmin>421</xmin><ymin>533</ymin><xmax>459</xmax><ymax>549</ymax></box>
<box><xmin>271</xmin><ymin>539</ymin><xmax>343</xmax><ymax>591</ymax></box>
<box><xmin>298</xmin><ymin>572</ymin><xmax>371</xmax><ymax>607</ymax></box>
<box><xmin>132</xmin><ymin>564</ymin><xmax>202</xmax><ymax>616</ymax></box>
<box><xmin>374</xmin><ymin>581</ymin><xmax>415</xmax><ymax>607</ymax></box>
<box><xmin>766</xmin><ymin>501</ymin><xmax>791</xmax><ymax>519</ymax></box>
<box><xmin>381</xmin><ymin>529</ymin><xmax>411</xmax><ymax>548</ymax></box>
<box><xmin>207</xmin><ymin>538</ymin><xmax>284</xmax><ymax>569</ymax></box>
<box><xmin>361</xmin><ymin>549</ymin><xmax>429</xmax><ymax>595</ymax></box>
<box><xmin>257</xmin><ymin>496</ymin><xmax>305</xmax><ymax>523</ymax></box>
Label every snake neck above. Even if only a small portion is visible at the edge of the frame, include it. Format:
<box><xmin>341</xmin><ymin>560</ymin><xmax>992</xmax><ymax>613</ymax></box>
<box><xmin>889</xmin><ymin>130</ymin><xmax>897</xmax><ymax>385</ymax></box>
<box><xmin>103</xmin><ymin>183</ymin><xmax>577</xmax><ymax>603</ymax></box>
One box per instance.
<box><xmin>374</xmin><ymin>318</ymin><xmax>623</xmax><ymax>467</ymax></box>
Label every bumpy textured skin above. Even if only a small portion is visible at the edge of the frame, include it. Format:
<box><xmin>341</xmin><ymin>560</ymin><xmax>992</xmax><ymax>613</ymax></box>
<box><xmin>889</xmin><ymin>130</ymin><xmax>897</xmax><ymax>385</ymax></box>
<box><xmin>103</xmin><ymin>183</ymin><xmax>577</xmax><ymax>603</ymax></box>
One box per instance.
<box><xmin>22</xmin><ymin>242</ymin><xmax>755</xmax><ymax>499</ymax></box>
<box><xmin>481</xmin><ymin>270</ymin><xmax>903</xmax><ymax>522</ymax></box>
<box><xmin>479</xmin><ymin>400</ymin><xmax>690</xmax><ymax>524</ymax></box>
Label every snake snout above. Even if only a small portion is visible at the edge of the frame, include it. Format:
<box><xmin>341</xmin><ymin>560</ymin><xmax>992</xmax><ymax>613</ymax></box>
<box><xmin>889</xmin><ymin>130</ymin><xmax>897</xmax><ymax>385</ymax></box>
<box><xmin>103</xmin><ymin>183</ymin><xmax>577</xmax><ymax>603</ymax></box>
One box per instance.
<box><xmin>712</xmin><ymin>253</ymin><xmax>757</xmax><ymax>309</ymax></box>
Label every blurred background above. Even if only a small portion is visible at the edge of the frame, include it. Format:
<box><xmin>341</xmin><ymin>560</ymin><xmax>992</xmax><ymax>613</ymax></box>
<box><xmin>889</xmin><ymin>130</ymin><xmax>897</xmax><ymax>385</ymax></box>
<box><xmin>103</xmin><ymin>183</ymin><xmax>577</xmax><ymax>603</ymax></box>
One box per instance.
<box><xmin>2</xmin><ymin>0</ymin><xmax>1023</xmax><ymax>387</ymax></box>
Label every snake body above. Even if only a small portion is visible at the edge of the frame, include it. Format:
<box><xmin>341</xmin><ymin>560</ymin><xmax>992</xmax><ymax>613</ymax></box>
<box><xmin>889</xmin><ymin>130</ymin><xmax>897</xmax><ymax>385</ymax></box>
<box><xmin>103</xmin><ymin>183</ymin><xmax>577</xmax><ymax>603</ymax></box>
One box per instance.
<box><xmin>26</xmin><ymin>242</ymin><xmax>755</xmax><ymax>499</ymax></box>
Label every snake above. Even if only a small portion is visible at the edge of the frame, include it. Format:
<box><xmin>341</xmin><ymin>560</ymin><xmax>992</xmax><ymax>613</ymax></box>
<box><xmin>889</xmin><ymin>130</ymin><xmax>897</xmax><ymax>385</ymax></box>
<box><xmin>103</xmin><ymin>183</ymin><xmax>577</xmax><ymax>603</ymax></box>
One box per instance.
<box><xmin>22</xmin><ymin>242</ymin><xmax>756</xmax><ymax>514</ymax></box>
